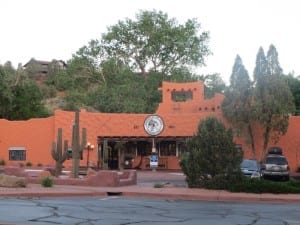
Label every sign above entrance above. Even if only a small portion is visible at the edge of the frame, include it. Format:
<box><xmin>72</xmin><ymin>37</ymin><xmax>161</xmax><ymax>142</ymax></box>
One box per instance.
<box><xmin>144</xmin><ymin>115</ymin><xmax>164</xmax><ymax>136</ymax></box>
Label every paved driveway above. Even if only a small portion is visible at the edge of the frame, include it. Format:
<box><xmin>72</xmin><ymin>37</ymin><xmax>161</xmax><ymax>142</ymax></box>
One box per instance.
<box><xmin>1</xmin><ymin>197</ymin><xmax>300</xmax><ymax>225</ymax></box>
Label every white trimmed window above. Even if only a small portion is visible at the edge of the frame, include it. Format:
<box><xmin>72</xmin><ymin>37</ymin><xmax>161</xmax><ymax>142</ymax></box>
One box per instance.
<box><xmin>9</xmin><ymin>147</ymin><xmax>26</xmax><ymax>161</ymax></box>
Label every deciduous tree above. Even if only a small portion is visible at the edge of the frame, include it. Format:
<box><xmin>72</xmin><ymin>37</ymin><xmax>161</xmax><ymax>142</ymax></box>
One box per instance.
<box><xmin>285</xmin><ymin>73</ymin><xmax>300</xmax><ymax>115</ymax></box>
<box><xmin>201</xmin><ymin>73</ymin><xmax>226</xmax><ymax>98</ymax></box>
<box><xmin>101</xmin><ymin>10</ymin><xmax>210</xmax><ymax>76</ymax></box>
<box><xmin>0</xmin><ymin>65</ymin><xmax>13</xmax><ymax>118</ymax></box>
<box><xmin>9</xmin><ymin>80</ymin><xmax>50</xmax><ymax>120</ymax></box>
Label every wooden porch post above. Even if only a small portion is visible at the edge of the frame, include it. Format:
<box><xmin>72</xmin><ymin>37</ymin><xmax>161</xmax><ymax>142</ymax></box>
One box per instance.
<box><xmin>103</xmin><ymin>140</ymin><xmax>109</xmax><ymax>170</ymax></box>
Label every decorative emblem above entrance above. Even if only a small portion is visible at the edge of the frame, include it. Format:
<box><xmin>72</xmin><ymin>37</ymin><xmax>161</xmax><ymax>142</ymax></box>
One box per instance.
<box><xmin>144</xmin><ymin>115</ymin><xmax>164</xmax><ymax>136</ymax></box>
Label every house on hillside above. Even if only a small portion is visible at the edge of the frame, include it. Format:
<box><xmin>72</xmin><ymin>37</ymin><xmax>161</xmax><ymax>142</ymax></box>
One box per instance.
<box><xmin>23</xmin><ymin>58</ymin><xmax>67</xmax><ymax>83</ymax></box>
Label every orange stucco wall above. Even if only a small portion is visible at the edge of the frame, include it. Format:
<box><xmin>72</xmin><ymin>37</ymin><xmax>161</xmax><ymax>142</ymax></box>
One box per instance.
<box><xmin>0</xmin><ymin>117</ymin><xmax>54</xmax><ymax>166</ymax></box>
<box><xmin>1</xmin><ymin>81</ymin><xmax>300</xmax><ymax>172</ymax></box>
<box><xmin>243</xmin><ymin>116</ymin><xmax>300</xmax><ymax>172</ymax></box>
<box><xmin>156</xmin><ymin>81</ymin><xmax>224</xmax><ymax>114</ymax></box>
<box><xmin>276</xmin><ymin>116</ymin><xmax>300</xmax><ymax>171</ymax></box>
<box><xmin>230</xmin><ymin>116</ymin><xmax>300</xmax><ymax>171</ymax></box>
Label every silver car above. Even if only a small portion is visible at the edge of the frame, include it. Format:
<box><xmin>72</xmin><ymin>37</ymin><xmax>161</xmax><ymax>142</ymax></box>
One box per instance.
<box><xmin>261</xmin><ymin>154</ymin><xmax>290</xmax><ymax>181</ymax></box>
<box><xmin>240</xmin><ymin>159</ymin><xmax>261</xmax><ymax>179</ymax></box>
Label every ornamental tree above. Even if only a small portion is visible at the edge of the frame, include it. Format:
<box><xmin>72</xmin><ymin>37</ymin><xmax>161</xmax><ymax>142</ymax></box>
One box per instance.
<box><xmin>180</xmin><ymin>117</ymin><xmax>243</xmax><ymax>187</ymax></box>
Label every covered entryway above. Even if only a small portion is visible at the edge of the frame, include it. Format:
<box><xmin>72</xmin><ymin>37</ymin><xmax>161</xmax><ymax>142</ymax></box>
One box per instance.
<box><xmin>97</xmin><ymin>136</ymin><xmax>188</xmax><ymax>170</ymax></box>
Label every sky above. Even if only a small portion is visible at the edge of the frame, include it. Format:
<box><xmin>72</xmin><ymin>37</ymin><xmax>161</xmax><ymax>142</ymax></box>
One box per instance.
<box><xmin>1</xmin><ymin>0</ymin><xmax>300</xmax><ymax>83</ymax></box>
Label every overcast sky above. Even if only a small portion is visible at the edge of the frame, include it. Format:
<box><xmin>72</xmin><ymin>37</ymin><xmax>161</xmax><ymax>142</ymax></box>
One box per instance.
<box><xmin>1</xmin><ymin>0</ymin><xmax>299</xmax><ymax>83</ymax></box>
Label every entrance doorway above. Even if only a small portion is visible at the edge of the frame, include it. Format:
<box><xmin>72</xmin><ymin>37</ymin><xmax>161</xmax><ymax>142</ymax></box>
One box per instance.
<box><xmin>107</xmin><ymin>142</ymin><xmax>119</xmax><ymax>169</ymax></box>
<box><xmin>98</xmin><ymin>137</ymin><xmax>188</xmax><ymax>170</ymax></box>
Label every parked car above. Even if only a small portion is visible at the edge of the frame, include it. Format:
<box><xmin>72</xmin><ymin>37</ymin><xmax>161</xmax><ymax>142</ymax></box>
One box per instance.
<box><xmin>261</xmin><ymin>147</ymin><xmax>290</xmax><ymax>181</ymax></box>
<box><xmin>240</xmin><ymin>159</ymin><xmax>261</xmax><ymax>178</ymax></box>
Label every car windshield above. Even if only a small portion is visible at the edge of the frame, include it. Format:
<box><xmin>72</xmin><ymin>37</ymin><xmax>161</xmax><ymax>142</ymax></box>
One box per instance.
<box><xmin>265</xmin><ymin>156</ymin><xmax>287</xmax><ymax>165</ymax></box>
<box><xmin>241</xmin><ymin>160</ymin><xmax>259</xmax><ymax>170</ymax></box>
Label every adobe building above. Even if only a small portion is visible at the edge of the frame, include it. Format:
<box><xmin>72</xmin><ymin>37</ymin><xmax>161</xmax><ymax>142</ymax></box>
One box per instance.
<box><xmin>1</xmin><ymin>81</ymin><xmax>300</xmax><ymax>171</ymax></box>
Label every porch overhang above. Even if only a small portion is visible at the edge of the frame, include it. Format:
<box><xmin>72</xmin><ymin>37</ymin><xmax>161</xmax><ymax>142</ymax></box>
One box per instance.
<box><xmin>97</xmin><ymin>136</ymin><xmax>190</xmax><ymax>143</ymax></box>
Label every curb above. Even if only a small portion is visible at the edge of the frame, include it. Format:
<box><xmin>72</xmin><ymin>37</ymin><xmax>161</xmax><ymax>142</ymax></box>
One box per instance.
<box><xmin>2</xmin><ymin>188</ymin><xmax>300</xmax><ymax>203</ymax></box>
<box><xmin>120</xmin><ymin>192</ymin><xmax>300</xmax><ymax>203</ymax></box>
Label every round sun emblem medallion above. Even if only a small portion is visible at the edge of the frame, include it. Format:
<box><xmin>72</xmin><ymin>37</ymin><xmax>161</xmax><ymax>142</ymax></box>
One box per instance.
<box><xmin>144</xmin><ymin>115</ymin><xmax>164</xmax><ymax>136</ymax></box>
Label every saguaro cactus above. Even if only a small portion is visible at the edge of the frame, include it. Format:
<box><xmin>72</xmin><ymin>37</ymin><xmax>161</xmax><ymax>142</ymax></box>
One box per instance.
<box><xmin>51</xmin><ymin>128</ymin><xmax>68</xmax><ymax>177</ymax></box>
<box><xmin>72</xmin><ymin>111</ymin><xmax>87</xmax><ymax>178</ymax></box>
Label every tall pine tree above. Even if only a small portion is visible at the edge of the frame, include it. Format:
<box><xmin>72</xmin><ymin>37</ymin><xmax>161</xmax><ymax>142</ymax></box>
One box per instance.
<box><xmin>222</xmin><ymin>55</ymin><xmax>256</xmax><ymax>158</ymax></box>
<box><xmin>253</xmin><ymin>47</ymin><xmax>268</xmax><ymax>82</ymax></box>
<box><xmin>253</xmin><ymin>45</ymin><xmax>295</xmax><ymax>158</ymax></box>
<box><xmin>266</xmin><ymin>44</ymin><xmax>283</xmax><ymax>76</ymax></box>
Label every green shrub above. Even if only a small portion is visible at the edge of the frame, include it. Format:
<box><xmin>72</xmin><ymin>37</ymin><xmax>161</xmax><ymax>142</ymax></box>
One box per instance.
<box><xmin>39</xmin><ymin>84</ymin><xmax>57</xmax><ymax>98</ymax></box>
<box><xmin>26</xmin><ymin>162</ymin><xmax>32</xmax><ymax>167</ymax></box>
<box><xmin>180</xmin><ymin>117</ymin><xmax>243</xmax><ymax>188</ymax></box>
<box><xmin>200</xmin><ymin>173</ymin><xmax>244</xmax><ymax>190</ymax></box>
<box><xmin>287</xmin><ymin>180</ymin><xmax>300</xmax><ymax>188</ymax></box>
<box><xmin>0</xmin><ymin>159</ymin><xmax>6</xmax><ymax>166</ymax></box>
<box><xmin>202</xmin><ymin>175</ymin><xmax>231</xmax><ymax>190</ymax></box>
<box><xmin>194</xmin><ymin>175</ymin><xmax>300</xmax><ymax>194</ymax></box>
<box><xmin>229</xmin><ymin>179</ymin><xmax>300</xmax><ymax>194</ymax></box>
<box><xmin>297</xmin><ymin>166</ymin><xmax>300</xmax><ymax>173</ymax></box>
<box><xmin>153</xmin><ymin>183</ymin><xmax>164</xmax><ymax>188</ymax></box>
<box><xmin>37</xmin><ymin>163</ymin><xmax>43</xmax><ymax>167</ymax></box>
<box><xmin>41</xmin><ymin>176</ymin><xmax>54</xmax><ymax>187</ymax></box>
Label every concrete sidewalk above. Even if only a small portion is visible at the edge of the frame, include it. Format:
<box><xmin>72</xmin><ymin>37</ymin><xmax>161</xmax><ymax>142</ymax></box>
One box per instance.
<box><xmin>1</xmin><ymin>171</ymin><xmax>300</xmax><ymax>203</ymax></box>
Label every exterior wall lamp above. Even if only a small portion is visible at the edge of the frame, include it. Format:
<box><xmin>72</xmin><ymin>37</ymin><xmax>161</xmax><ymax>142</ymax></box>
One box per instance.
<box><xmin>86</xmin><ymin>142</ymin><xmax>94</xmax><ymax>168</ymax></box>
